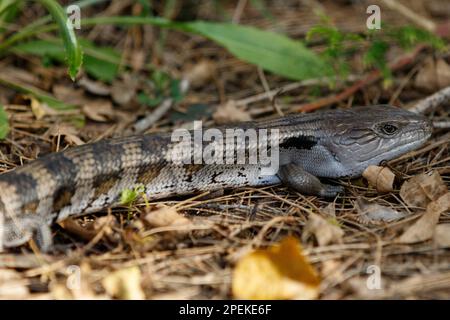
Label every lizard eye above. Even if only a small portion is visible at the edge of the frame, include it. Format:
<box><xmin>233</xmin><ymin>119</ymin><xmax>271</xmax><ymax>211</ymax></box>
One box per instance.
<box><xmin>380</xmin><ymin>123</ymin><xmax>398</xmax><ymax>135</ymax></box>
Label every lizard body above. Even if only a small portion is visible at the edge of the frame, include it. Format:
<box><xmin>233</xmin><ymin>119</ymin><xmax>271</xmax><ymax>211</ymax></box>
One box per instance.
<box><xmin>0</xmin><ymin>105</ymin><xmax>432</xmax><ymax>250</ymax></box>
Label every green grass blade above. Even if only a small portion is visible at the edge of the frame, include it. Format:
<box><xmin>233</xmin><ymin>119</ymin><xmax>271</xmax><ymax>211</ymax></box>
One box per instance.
<box><xmin>36</xmin><ymin>0</ymin><xmax>83</xmax><ymax>80</ymax></box>
<box><xmin>14</xmin><ymin>39</ymin><xmax>121</xmax><ymax>82</ymax></box>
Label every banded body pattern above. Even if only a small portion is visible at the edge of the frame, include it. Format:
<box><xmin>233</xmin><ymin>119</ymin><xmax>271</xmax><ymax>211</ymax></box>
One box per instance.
<box><xmin>0</xmin><ymin>106</ymin><xmax>432</xmax><ymax>250</ymax></box>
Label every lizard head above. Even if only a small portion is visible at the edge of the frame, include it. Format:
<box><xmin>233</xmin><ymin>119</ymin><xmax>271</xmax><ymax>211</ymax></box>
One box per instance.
<box><xmin>325</xmin><ymin>105</ymin><xmax>433</xmax><ymax>178</ymax></box>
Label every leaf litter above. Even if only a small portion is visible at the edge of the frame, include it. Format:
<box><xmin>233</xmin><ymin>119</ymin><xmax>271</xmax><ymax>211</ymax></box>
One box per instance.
<box><xmin>0</xmin><ymin>1</ymin><xmax>448</xmax><ymax>300</ymax></box>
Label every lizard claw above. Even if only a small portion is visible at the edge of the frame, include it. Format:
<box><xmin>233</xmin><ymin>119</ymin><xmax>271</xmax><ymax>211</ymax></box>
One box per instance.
<box><xmin>1</xmin><ymin>216</ymin><xmax>52</xmax><ymax>252</ymax></box>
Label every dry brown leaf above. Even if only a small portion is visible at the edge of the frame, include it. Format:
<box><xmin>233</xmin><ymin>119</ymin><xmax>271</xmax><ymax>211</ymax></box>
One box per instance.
<box><xmin>102</xmin><ymin>267</ymin><xmax>145</xmax><ymax>300</ymax></box>
<box><xmin>78</xmin><ymin>77</ymin><xmax>111</xmax><ymax>96</ymax></box>
<box><xmin>397</xmin><ymin>193</ymin><xmax>450</xmax><ymax>244</ymax></box>
<box><xmin>232</xmin><ymin>236</ymin><xmax>320</xmax><ymax>300</ymax></box>
<box><xmin>213</xmin><ymin>100</ymin><xmax>251</xmax><ymax>124</ymax></box>
<box><xmin>414</xmin><ymin>57</ymin><xmax>450</xmax><ymax>92</ymax></box>
<box><xmin>82</xmin><ymin>100</ymin><xmax>114</xmax><ymax>122</ymax></box>
<box><xmin>111</xmin><ymin>76</ymin><xmax>138</xmax><ymax>106</ymax></box>
<box><xmin>320</xmin><ymin>202</ymin><xmax>336</xmax><ymax>217</ymax></box>
<box><xmin>143</xmin><ymin>205</ymin><xmax>191</xmax><ymax>228</ymax></box>
<box><xmin>130</xmin><ymin>50</ymin><xmax>146</xmax><ymax>72</ymax></box>
<box><xmin>304</xmin><ymin>213</ymin><xmax>343</xmax><ymax>246</ymax></box>
<box><xmin>436</xmin><ymin>59</ymin><xmax>450</xmax><ymax>88</ymax></box>
<box><xmin>47</xmin><ymin>123</ymin><xmax>85</xmax><ymax>146</ymax></box>
<box><xmin>184</xmin><ymin>60</ymin><xmax>215</xmax><ymax>88</ymax></box>
<box><xmin>362</xmin><ymin>165</ymin><xmax>395</xmax><ymax>193</ymax></box>
<box><xmin>53</xmin><ymin>85</ymin><xmax>86</xmax><ymax>105</ymax></box>
<box><xmin>356</xmin><ymin>199</ymin><xmax>405</xmax><ymax>224</ymax></box>
<box><xmin>59</xmin><ymin>215</ymin><xmax>116</xmax><ymax>242</ymax></box>
<box><xmin>400</xmin><ymin>171</ymin><xmax>447</xmax><ymax>208</ymax></box>
<box><xmin>434</xmin><ymin>224</ymin><xmax>450</xmax><ymax>248</ymax></box>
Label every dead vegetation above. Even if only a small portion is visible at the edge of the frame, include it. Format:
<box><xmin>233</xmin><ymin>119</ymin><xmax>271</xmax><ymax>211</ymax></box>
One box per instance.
<box><xmin>0</xmin><ymin>0</ymin><xmax>449</xmax><ymax>299</ymax></box>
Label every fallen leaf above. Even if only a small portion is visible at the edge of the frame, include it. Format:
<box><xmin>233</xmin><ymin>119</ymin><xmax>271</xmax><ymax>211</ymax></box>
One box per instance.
<box><xmin>59</xmin><ymin>215</ymin><xmax>116</xmax><ymax>242</ymax></box>
<box><xmin>143</xmin><ymin>205</ymin><xmax>191</xmax><ymax>229</ymax></box>
<box><xmin>102</xmin><ymin>267</ymin><xmax>145</xmax><ymax>300</ymax></box>
<box><xmin>400</xmin><ymin>171</ymin><xmax>447</xmax><ymax>208</ymax></box>
<box><xmin>362</xmin><ymin>165</ymin><xmax>395</xmax><ymax>193</ymax></box>
<box><xmin>434</xmin><ymin>224</ymin><xmax>450</xmax><ymax>248</ymax></box>
<box><xmin>130</xmin><ymin>50</ymin><xmax>146</xmax><ymax>72</ymax></box>
<box><xmin>414</xmin><ymin>57</ymin><xmax>450</xmax><ymax>92</ymax></box>
<box><xmin>29</xmin><ymin>95</ymin><xmax>58</xmax><ymax>120</ymax></box>
<box><xmin>213</xmin><ymin>100</ymin><xmax>251</xmax><ymax>124</ymax></box>
<box><xmin>184</xmin><ymin>60</ymin><xmax>215</xmax><ymax>88</ymax></box>
<box><xmin>47</xmin><ymin>123</ymin><xmax>85</xmax><ymax>146</ymax></box>
<box><xmin>111</xmin><ymin>75</ymin><xmax>138</xmax><ymax>106</ymax></box>
<box><xmin>82</xmin><ymin>100</ymin><xmax>114</xmax><ymax>122</ymax></box>
<box><xmin>53</xmin><ymin>85</ymin><xmax>86</xmax><ymax>105</ymax></box>
<box><xmin>436</xmin><ymin>59</ymin><xmax>450</xmax><ymax>88</ymax></box>
<box><xmin>232</xmin><ymin>236</ymin><xmax>320</xmax><ymax>300</ymax></box>
<box><xmin>304</xmin><ymin>213</ymin><xmax>343</xmax><ymax>246</ymax></box>
<box><xmin>320</xmin><ymin>202</ymin><xmax>336</xmax><ymax>217</ymax></box>
<box><xmin>397</xmin><ymin>193</ymin><xmax>450</xmax><ymax>244</ymax></box>
<box><xmin>78</xmin><ymin>76</ymin><xmax>111</xmax><ymax>96</ymax></box>
<box><xmin>356</xmin><ymin>199</ymin><xmax>405</xmax><ymax>224</ymax></box>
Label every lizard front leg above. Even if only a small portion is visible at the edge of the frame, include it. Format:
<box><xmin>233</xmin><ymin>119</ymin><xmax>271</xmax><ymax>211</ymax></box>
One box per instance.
<box><xmin>277</xmin><ymin>163</ymin><xmax>344</xmax><ymax>197</ymax></box>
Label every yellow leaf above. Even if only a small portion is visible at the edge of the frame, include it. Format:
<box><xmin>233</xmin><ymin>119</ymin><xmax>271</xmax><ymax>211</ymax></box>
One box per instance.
<box><xmin>232</xmin><ymin>236</ymin><xmax>320</xmax><ymax>300</ymax></box>
<box><xmin>102</xmin><ymin>267</ymin><xmax>145</xmax><ymax>300</ymax></box>
<box><xmin>28</xmin><ymin>95</ymin><xmax>57</xmax><ymax>120</ymax></box>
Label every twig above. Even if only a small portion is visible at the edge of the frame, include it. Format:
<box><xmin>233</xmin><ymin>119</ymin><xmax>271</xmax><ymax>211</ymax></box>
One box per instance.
<box><xmin>132</xmin><ymin>98</ymin><xmax>173</xmax><ymax>133</ymax></box>
<box><xmin>408</xmin><ymin>85</ymin><xmax>450</xmax><ymax>114</ymax></box>
<box><xmin>432</xmin><ymin>121</ymin><xmax>450</xmax><ymax>129</ymax></box>
<box><xmin>235</xmin><ymin>75</ymin><xmax>358</xmax><ymax>107</ymax></box>
<box><xmin>231</xmin><ymin>0</ymin><xmax>248</xmax><ymax>24</ymax></box>
<box><xmin>296</xmin><ymin>45</ymin><xmax>426</xmax><ymax>112</ymax></box>
<box><xmin>380</xmin><ymin>0</ymin><xmax>436</xmax><ymax>32</ymax></box>
<box><xmin>257</xmin><ymin>66</ymin><xmax>283</xmax><ymax>116</ymax></box>
<box><xmin>132</xmin><ymin>79</ymin><xmax>189</xmax><ymax>133</ymax></box>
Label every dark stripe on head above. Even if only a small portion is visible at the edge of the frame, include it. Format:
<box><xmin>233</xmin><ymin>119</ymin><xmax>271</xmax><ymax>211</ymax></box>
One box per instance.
<box><xmin>279</xmin><ymin>136</ymin><xmax>318</xmax><ymax>150</ymax></box>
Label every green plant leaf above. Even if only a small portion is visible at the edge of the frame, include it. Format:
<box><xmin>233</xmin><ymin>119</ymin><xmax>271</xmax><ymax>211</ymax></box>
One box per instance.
<box><xmin>5</xmin><ymin>14</ymin><xmax>330</xmax><ymax>80</ymax></box>
<box><xmin>0</xmin><ymin>105</ymin><xmax>10</xmax><ymax>139</ymax></box>
<box><xmin>79</xmin><ymin>17</ymin><xmax>330</xmax><ymax>80</ymax></box>
<box><xmin>37</xmin><ymin>0</ymin><xmax>83</xmax><ymax>80</ymax></box>
<box><xmin>179</xmin><ymin>21</ymin><xmax>331</xmax><ymax>80</ymax></box>
<box><xmin>388</xmin><ymin>25</ymin><xmax>446</xmax><ymax>50</ymax></box>
<box><xmin>0</xmin><ymin>0</ymin><xmax>22</xmax><ymax>33</ymax></box>
<box><xmin>13</xmin><ymin>39</ymin><xmax>120</xmax><ymax>82</ymax></box>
